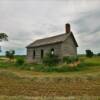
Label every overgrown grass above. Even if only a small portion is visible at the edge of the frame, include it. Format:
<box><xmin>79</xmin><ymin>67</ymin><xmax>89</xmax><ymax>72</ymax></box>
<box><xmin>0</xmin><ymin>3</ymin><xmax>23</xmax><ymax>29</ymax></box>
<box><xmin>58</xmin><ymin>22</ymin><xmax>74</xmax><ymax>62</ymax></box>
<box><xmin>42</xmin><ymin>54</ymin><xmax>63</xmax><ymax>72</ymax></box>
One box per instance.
<box><xmin>19</xmin><ymin>62</ymin><xmax>86</xmax><ymax>72</ymax></box>
<box><xmin>0</xmin><ymin>56</ymin><xmax>100</xmax><ymax>73</ymax></box>
<box><xmin>0</xmin><ymin>61</ymin><xmax>15</xmax><ymax>68</ymax></box>
<box><xmin>0</xmin><ymin>56</ymin><xmax>100</xmax><ymax>97</ymax></box>
<box><xmin>0</xmin><ymin>71</ymin><xmax>20</xmax><ymax>79</ymax></box>
<box><xmin>78</xmin><ymin>56</ymin><xmax>100</xmax><ymax>68</ymax></box>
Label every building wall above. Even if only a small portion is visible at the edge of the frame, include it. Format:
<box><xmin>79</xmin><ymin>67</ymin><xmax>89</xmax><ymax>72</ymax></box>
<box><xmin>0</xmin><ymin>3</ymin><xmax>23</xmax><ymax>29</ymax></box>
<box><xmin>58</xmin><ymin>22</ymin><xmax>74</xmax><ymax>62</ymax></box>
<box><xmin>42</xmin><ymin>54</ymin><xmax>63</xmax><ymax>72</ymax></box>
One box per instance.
<box><xmin>27</xmin><ymin>43</ymin><xmax>62</xmax><ymax>63</ymax></box>
<box><xmin>27</xmin><ymin>48</ymin><xmax>34</xmax><ymax>62</ymax></box>
<box><xmin>27</xmin><ymin>35</ymin><xmax>77</xmax><ymax>63</ymax></box>
<box><xmin>61</xmin><ymin>35</ymin><xmax>77</xmax><ymax>57</ymax></box>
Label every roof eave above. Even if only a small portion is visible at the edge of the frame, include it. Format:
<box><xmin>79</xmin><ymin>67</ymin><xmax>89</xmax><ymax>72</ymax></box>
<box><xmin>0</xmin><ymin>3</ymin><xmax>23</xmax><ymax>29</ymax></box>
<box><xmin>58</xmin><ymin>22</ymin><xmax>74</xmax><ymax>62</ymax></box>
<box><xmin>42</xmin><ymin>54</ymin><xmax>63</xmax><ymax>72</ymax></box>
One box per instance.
<box><xmin>27</xmin><ymin>41</ymin><xmax>63</xmax><ymax>48</ymax></box>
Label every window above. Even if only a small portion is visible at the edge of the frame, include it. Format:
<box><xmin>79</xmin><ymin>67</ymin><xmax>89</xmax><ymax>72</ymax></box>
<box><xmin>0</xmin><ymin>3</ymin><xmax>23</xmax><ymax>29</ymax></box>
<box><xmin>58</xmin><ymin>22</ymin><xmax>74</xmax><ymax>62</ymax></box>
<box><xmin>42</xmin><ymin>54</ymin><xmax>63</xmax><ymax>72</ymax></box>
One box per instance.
<box><xmin>41</xmin><ymin>49</ymin><xmax>44</xmax><ymax>59</ymax></box>
<box><xmin>33</xmin><ymin>50</ymin><xmax>35</xmax><ymax>59</ymax></box>
<box><xmin>51</xmin><ymin>48</ymin><xmax>54</xmax><ymax>55</ymax></box>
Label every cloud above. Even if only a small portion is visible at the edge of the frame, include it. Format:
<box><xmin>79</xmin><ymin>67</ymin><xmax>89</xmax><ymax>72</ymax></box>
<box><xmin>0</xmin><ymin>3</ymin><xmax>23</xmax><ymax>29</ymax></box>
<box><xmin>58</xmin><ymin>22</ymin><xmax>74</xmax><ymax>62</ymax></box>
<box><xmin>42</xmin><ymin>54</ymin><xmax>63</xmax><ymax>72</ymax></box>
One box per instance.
<box><xmin>72</xmin><ymin>7</ymin><xmax>100</xmax><ymax>53</ymax></box>
<box><xmin>0</xmin><ymin>0</ymin><xmax>100</xmax><ymax>54</ymax></box>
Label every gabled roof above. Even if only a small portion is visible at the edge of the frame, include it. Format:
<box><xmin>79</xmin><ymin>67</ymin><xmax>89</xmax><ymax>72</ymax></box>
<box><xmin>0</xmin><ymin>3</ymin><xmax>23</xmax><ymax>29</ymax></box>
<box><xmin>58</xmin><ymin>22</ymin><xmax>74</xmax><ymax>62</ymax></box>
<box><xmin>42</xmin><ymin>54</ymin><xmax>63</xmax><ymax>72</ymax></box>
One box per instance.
<box><xmin>26</xmin><ymin>32</ymin><xmax>78</xmax><ymax>48</ymax></box>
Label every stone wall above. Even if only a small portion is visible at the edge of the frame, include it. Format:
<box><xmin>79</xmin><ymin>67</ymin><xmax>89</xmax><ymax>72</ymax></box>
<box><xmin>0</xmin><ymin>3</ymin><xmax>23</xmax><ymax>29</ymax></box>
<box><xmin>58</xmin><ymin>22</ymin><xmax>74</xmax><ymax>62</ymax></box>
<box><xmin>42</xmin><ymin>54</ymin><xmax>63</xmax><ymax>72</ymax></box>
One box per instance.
<box><xmin>27</xmin><ymin>43</ymin><xmax>62</xmax><ymax>63</ymax></box>
<box><xmin>27</xmin><ymin>34</ymin><xmax>78</xmax><ymax>63</ymax></box>
<box><xmin>61</xmin><ymin>35</ymin><xmax>77</xmax><ymax>57</ymax></box>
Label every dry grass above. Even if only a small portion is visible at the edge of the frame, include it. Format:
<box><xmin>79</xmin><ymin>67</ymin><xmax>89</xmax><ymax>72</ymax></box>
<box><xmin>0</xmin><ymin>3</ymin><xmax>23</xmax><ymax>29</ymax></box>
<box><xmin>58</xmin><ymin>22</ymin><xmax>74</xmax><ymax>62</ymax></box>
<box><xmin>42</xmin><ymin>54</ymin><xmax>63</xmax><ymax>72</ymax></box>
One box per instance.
<box><xmin>0</xmin><ymin>96</ymin><xmax>100</xmax><ymax>100</ymax></box>
<box><xmin>0</xmin><ymin>69</ymin><xmax>100</xmax><ymax>97</ymax></box>
<box><xmin>0</xmin><ymin>56</ymin><xmax>100</xmax><ymax>99</ymax></box>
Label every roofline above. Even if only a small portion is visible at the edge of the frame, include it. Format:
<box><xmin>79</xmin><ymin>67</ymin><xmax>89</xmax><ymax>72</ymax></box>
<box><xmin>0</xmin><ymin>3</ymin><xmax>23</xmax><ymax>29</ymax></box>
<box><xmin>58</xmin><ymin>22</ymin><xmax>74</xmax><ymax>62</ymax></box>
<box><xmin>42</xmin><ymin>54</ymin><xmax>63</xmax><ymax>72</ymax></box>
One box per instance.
<box><xmin>26</xmin><ymin>33</ymin><xmax>66</xmax><ymax>48</ymax></box>
<box><xmin>71</xmin><ymin>32</ymin><xmax>78</xmax><ymax>47</ymax></box>
<box><xmin>26</xmin><ymin>41</ymin><xmax>63</xmax><ymax>48</ymax></box>
<box><xmin>26</xmin><ymin>32</ymin><xmax>78</xmax><ymax>48</ymax></box>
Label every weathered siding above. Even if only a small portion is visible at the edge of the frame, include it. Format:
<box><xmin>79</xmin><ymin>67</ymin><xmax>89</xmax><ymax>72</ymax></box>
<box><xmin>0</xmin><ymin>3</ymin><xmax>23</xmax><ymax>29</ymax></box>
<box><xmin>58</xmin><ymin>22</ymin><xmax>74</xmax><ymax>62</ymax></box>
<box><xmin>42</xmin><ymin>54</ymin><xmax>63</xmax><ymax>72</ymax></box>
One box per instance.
<box><xmin>27</xmin><ymin>48</ymin><xmax>34</xmax><ymax>62</ymax></box>
<box><xmin>27</xmin><ymin>33</ymin><xmax>78</xmax><ymax>63</ymax></box>
<box><xmin>61</xmin><ymin>35</ymin><xmax>77</xmax><ymax>57</ymax></box>
<box><xmin>27</xmin><ymin>43</ymin><xmax>62</xmax><ymax>63</ymax></box>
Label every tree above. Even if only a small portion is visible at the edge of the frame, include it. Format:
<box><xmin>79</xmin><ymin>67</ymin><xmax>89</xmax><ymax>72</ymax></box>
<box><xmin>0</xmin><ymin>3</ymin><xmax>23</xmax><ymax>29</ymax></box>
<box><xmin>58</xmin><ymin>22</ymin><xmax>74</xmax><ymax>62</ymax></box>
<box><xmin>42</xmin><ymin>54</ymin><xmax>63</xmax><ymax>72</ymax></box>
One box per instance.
<box><xmin>86</xmin><ymin>49</ymin><xmax>94</xmax><ymax>58</ymax></box>
<box><xmin>0</xmin><ymin>33</ymin><xmax>8</xmax><ymax>52</ymax></box>
<box><xmin>0</xmin><ymin>33</ymin><xmax>8</xmax><ymax>41</ymax></box>
<box><xmin>5</xmin><ymin>50</ymin><xmax>15</xmax><ymax>60</ymax></box>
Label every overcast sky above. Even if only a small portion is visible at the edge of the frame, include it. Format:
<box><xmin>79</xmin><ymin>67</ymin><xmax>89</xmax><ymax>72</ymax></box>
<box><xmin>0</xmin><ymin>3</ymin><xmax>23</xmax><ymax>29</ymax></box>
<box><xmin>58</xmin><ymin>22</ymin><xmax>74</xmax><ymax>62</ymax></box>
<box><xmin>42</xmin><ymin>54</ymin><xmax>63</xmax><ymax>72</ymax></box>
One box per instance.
<box><xmin>0</xmin><ymin>0</ymin><xmax>100</xmax><ymax>55</ymax></box>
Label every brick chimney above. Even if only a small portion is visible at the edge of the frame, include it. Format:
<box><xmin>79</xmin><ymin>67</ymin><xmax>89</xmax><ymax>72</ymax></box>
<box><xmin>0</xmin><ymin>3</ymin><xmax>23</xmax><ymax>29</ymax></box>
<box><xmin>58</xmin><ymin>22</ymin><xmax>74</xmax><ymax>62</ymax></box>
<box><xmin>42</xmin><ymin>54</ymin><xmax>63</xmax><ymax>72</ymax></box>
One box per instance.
<box><xmin>65</xmin><ymin>23</ymin><xmax>71</xmax><ymax>33</ymax></box>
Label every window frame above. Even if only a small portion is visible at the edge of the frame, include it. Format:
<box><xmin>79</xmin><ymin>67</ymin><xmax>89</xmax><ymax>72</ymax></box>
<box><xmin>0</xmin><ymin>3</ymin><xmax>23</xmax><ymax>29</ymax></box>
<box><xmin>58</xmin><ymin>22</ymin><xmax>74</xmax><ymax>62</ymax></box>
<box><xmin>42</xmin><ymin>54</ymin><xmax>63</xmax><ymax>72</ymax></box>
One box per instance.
<box><xmin>41</xmin><ymin>49</ymin><xmax>44</xmax><ymax>59</ymax></box>
<box><xmin>33</xmin><ymin>50</ymin><xmax>35</xmax><ymax>59</ymax></box>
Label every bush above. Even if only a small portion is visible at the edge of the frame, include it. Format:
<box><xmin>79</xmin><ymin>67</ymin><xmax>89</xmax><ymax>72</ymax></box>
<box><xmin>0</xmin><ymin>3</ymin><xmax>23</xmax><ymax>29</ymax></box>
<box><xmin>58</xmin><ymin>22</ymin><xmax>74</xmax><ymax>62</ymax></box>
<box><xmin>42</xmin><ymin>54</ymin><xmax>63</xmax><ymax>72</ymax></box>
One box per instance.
<box><xmin>86</xmin><ymin>49</ymin><xmax>94</xmax><ymax>58</ymax></box>
<box><xmin>33</xmin><ymin>65</ymin><xmax>78</xmax><ymax>72</ymax></box>
<box><xmin>97</xmin><ymin>53</ymin><xmax>100</xmax><ymax>56</ymax></box>
<box><xmin>16</xmin><ymin>58</ymin><xmax>25</xmax><ymax>65</ymax></box>
<box><xmin>5</xmin><ymin>50</ymin><xmax>15</xmax><ymax>60</ymax></box>
<box><xmin>43</xmin><ymin>52</ymin><xmax>60</xmax><ymax>66</ymax></box>
<box><xmin>63</xmin><ymin>56</ymin><xmax>79</xmax><ymax>64</ymax></box>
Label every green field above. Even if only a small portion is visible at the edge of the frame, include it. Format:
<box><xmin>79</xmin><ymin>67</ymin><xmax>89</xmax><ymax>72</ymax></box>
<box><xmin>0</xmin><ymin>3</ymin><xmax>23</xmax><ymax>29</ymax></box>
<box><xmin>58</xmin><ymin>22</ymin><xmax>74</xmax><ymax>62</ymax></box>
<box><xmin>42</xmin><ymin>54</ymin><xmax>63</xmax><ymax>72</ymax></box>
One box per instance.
<box><xmin>0</xmin><ymin>56</ymin><xmax>100</xmax><ymax>99</ymax></box>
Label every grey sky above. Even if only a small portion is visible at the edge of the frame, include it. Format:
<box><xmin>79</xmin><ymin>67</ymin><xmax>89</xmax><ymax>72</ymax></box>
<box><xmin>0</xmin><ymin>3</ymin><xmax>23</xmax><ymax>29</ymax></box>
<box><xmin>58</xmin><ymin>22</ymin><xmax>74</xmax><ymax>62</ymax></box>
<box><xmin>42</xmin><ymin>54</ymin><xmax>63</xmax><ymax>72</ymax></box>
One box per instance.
<box><xmin>0</xmin><ymin>0</ymin><xmax>100</xmax><ymax>54</ymax></box>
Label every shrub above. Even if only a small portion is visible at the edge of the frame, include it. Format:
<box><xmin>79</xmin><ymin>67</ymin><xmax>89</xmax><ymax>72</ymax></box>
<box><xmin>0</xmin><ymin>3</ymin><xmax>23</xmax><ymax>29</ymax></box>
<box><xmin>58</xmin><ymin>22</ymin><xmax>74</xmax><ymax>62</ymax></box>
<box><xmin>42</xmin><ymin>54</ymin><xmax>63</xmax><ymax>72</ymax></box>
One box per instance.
<box><xmin>97</xmin><ymin>53</ymin><xmax>100</xmax><ymax>56</ymax></box>
<box><xmin>16</xmin><ymin>58</ymin><xmax>25</xmax><ymax>65</ymax></box>
<box><xmin>86</xmin><ymin>49</ymin><xmax>94</xmax><ymax>58</ymax></box>
<box><xmin>5</xmin><ymin>50</ymin><xmax>15</xmax><ymax>60</ymax></box>
<box><xmin>63</xmin><ymin>56</ymin><xmax>79</xmax><ymax>64</ymax></box>
<box><xmin>43</xmin><ymin>52</ymin><xmax>60</xmax><ymax>66</ymax></box>
<box><xmin>34</xmin><ymin>65</ymin><xmax>76</xmax><ymax>72</ymax></box>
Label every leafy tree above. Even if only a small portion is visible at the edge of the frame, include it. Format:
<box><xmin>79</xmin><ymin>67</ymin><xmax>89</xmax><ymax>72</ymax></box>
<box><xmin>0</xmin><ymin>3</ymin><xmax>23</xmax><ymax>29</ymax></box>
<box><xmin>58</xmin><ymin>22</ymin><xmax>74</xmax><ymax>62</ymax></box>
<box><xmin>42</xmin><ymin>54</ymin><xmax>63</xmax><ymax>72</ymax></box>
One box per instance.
<box><xmin>43</xmin><ymin>52</ymin><xmax>60</xmax><ymax>66</ymax></box>
<box><xmin>86</xmin><ymin>49</ymin><xmax>94</xmax><ymax>58</ymax></box>
<box><xmin>0</xmin><ymin>33</ymin><xmax>8</xmax><ymax>41</ymax></box>
<box><xmin>0</xmin><ymin>33</ymin><xmax>8</xmax><ymax>52</ymax></box>
<box><xmin>5</xmin><ymin>50</ymin><xmax>15</xmax><ymax>60</ymax></box>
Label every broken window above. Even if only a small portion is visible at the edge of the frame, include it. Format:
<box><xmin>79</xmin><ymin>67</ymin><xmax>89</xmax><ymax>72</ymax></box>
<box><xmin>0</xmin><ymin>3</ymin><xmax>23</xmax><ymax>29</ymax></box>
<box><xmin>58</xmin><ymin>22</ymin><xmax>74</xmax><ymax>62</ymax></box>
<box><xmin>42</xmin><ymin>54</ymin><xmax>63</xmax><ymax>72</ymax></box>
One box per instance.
<box><xmin>51</xmin><ymin>48</ymin><xmax>54</xmax><ymax>55</ymax></box>
<box><xmin>41</xmin><ymin>49</ymin><xmax>44</xmax><ymax>59</ymax></box>
<box><xmin>33</xmin><ymin>50</ymin><xmax>35</xmax><ymax>59</ymax></box>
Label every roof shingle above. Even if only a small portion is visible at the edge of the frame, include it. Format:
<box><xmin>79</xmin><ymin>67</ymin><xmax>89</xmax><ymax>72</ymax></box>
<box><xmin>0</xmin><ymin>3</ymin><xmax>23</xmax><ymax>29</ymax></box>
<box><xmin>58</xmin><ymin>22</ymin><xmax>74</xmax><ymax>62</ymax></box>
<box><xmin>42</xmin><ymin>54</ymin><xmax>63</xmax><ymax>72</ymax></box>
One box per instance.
<box><xmin>26</xmin><ymin>32</ymin><xmax>78</xmax><ymax>48</ymax></box>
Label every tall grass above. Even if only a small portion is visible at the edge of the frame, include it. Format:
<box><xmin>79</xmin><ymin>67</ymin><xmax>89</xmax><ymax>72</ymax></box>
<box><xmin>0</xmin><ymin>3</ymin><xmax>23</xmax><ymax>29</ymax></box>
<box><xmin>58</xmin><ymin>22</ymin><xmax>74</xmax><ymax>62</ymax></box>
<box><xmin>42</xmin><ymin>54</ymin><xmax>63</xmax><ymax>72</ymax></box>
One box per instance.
<box><xmin>83</xmin><ymin>56</ymin><xmax>100</xmax><ymax>66</ymax></box>
<box><xmin>0</xmin><ymin>61</ymin><xmax>15</xmax><ymax>68</ymax></box>
<box><xmin>0</xmin><ymin>56</ymin><xmax>100</xmax><ymax>72</ymax></box>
